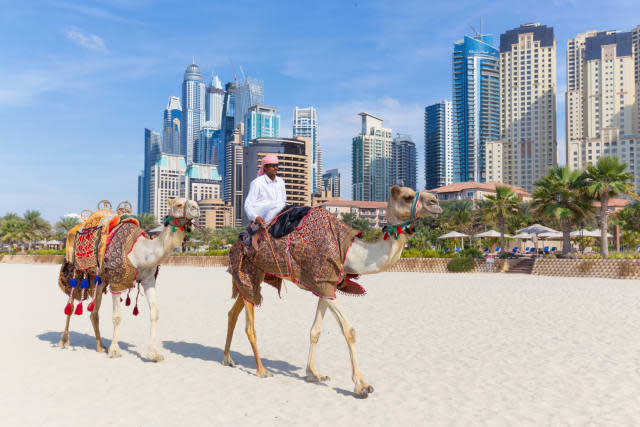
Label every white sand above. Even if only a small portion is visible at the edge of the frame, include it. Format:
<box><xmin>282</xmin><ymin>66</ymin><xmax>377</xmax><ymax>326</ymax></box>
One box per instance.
<box><xmin>2</xmin><ymin>264</ymin><xmax>640</xmax><ymax>425</ymax></box>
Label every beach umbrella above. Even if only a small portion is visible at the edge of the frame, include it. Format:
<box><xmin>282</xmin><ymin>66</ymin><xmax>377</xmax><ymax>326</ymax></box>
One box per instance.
<box><xmin>474</xmin><ymin>229</ymin><xmax>512</xmax><ymax>238</ymax></box>
<box><xmin>538</xmin><ymin>231</ymin><xmax>563</xmax><ymax>240</ymax></box>
<box><xmin>438</xmin><ymin>231</ymin><xmax>469</xmax><ymax>249</ymax></box>
<box><xmin>512</xmin><ymin>232</ymin><xmax>532</xmax><ymax>239</ymax></box>
<box><xmin>570</xmin><ymin>229</ymin><xmax>612</xmax><ymax>238</ymax></box>
<box><xmin>517</xmin><ymin>224</ymin><xmax>559</xmax><ymax>235</ymax></box>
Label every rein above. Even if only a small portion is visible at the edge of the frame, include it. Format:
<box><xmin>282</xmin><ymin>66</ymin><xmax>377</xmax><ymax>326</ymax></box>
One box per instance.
<box><xmin>382</xmin><ymin>191</ymin><xmax>420</xmax><ymax>241</ymax></box>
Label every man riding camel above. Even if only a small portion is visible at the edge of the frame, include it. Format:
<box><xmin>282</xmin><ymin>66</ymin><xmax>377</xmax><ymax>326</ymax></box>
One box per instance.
<box><xmin>241</xmin><ymin>154</ymin><xmax>286</xmax><ymax>247</ymax></box>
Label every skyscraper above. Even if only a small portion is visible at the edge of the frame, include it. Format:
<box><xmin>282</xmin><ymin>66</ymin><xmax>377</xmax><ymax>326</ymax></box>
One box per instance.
<box><xmin>205</xmin><ymin>74</ymin><xmax>224</xmax><ymax>130</ymax></box>
<box><xmin>633</xmin><ymin>25</ymin><xmax>640</xmax><ymax>132</ymax></box>
<box><xmin>225</xmin><ymin>125</ymin><xmax>244</xmax><ymax>226</ymax></box>
<box><xmin>221</xmin><ymin>81</ymin><xmax>237</xmax><ymax>144</ymax></box>
<box><xmin>181</xmin><ymin>62</ymin><xmax>206</xmax><ymax>165</ymax></box>
<box><xmin>424</xmin><ymin>101</ymin><xmax>453</xmax><ymax>190</ymax></box>
<box><xmin>163</xmin><ymin>96</ymin><xmax>182</xmax><ymax>155</ymax></box>
<box><xmin>392</xmin><ymin>134</ymin><xmax>417</xmax><ymax>190</ymax></box>
<box><xmin>141</xmin><ymin>128</ymin><xmax>162</xmax><ymax>213</ymax></box>
<box><xmin>488</xmin><ymin>23</ymin><xmax>557</xmax><ymax>192</ymax></box>
<box><xmin>234</xmin><ymin>78</ymin><xmax>264</xmax><ymax>129</ymax></box>
<box><xmin>184</xmin><ymin>163</ymin><xmax>222</xmax><ymax>202</ymax></box>
<box><xmin>293</xmin><ymin>107</ymin><xmax>320</xmax><ymax>192</ymax></box>
<box><xmin>322</xmin><ymin>169</ymin><xmax>341</xmax><ymax>198</ymax></box>
<box><xmin>244</xmin><ymin>105</ymin><xmax>280</xmax><ymax>145</ymax></box>
<box><xmin>149</xmin><ymin>154</ymin><xmax>187</xmax><ymax>223</ymax></box>
<box><xmin>452</xmin><ymin>34</ymin><xmax>500</xmax><ymax>183</ymax></box>
<box><xmin>567</xmin><ymin>31</ymin><xmax>637</xmax><ymax>170</ymax></box>
<box><xmin>195</xmin><ymin>122</ymin><xmax>223</xmax><ymax>165</ymax></box>
<box><xmin>352</xmin><ymin>112</ymin><xmax>393</xmax><ymax>201</ymax></box>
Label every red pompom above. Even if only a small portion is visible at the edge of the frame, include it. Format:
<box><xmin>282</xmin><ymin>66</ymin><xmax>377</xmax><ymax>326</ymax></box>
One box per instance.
<box><xmin>383</xmin><ymin>233</ymin><xmax>388</xmax><ymax>240</ymax></box>
<box><xmin>64</xmin><ymin>303</ymin><xmax>72</xmax><ymax>315</ymax></box>
<box><xmin>125</xmin><ymin>295</ymin><xmax>131</xmax><ymax>306</ymax></box>
<box><xmin>74</xmin><ymin>302</ymin><xmax>83</xmax><ymax>315</ymax></box>
<box><xmin>397</xmin><ymin>225</ymin><xmax>402</xmax><ymax>234</ymax></box>
<box><xmin>87</xmin><ymin>301</ymin><xmax>95</xmax><ymax>312</ymax></box>
<box><xmin>180</xmin><ymin>225</ymin><xmax>184</xmax><ymax>231</ymax></box>
<box><xmin>174</xmin><ymin>218</ymin><xmax>178</xmax><ymax>225</ymax></box>
<box><xmin>133</xmin><ymin>306</ymin><xmax>139</xmax><ymax>316</ymax></box>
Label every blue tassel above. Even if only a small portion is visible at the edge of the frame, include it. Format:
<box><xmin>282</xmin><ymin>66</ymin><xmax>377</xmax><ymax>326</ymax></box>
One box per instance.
<box><xmin>81</xmin><ymin>278</ymin><xmax>90</xmax><ymax>289</ymax></box>
<box><xmin>69</xmin><ymin>278</ymin><xmax>78</xmax><ymax>288</ymax></box>
<box><xmin>94</xmin><ymin>276</ymin><xmax>102</xmax><ymax>286</ymax></box>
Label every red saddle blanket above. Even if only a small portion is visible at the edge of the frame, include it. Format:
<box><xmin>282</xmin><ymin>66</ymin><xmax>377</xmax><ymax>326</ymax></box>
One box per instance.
<box><xmin>228</xmin><ymin>208</ymin><xmax>362</xmax><ymax>305</ymax></box>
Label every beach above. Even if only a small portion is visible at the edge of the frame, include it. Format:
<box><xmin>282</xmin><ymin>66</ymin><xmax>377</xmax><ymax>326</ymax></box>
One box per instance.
<box><xmin>2</xmin><ymin>263</ymin><xmax>640</xmax><ymax>425</ymax></box>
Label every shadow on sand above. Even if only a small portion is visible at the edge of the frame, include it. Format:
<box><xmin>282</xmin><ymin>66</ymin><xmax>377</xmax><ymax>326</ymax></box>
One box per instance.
<box><xmin>36</xmin><ymin>331</ymin><xmax>148</xmax><ymax>361</ymax></box>
<box><xmin>163</xmin><ymin>340</ymin><xmax>305</xmax><ymax>379</ymax></box>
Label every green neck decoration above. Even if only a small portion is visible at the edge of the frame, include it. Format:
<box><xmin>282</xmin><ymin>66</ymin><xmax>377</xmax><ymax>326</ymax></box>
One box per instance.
<box><xmin>163</xmin><ymin>216</ymin><xmax>193</xmax><ymax>233</ymax></box>
<box><xmin>382</xmin><ymin>221</ymin><xmax>415</xmax><ymax>241</ymax></box>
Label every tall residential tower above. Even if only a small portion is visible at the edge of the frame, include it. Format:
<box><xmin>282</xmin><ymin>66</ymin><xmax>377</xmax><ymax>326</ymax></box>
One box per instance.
<box><xmin>163</xmin><ymin>96</ymin><xmax>182</xmax><ymax>155</ymax></box>
<box><xmin>392</xmin><ymin>134</ymin><xmax>417</xmax><ymax>190</ymax></box>
<box><xmin>424</xmin><ymin>101</ymin><xmax>453</xmax><ymax>189</ymax></box>
<box><xmin>352</xmin><ymin>112</ymin><xmax>393</xmax><ymax>201</ymax></box>
<box><xmin>181</xmin><ymin>62</ymin><xmax>206</xmax><ymax>164</ymax></box>
<box><xmin>293</xmin><ymin>107</ymin><xmax>320</xmax><ymax>192</ymax></box>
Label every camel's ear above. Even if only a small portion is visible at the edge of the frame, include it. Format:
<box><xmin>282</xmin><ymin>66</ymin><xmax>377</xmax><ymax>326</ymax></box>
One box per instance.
<box><xmin>390</xmin><ymin>185</ymin><xmax>401</xmax><ymax>200</ymax></box>
<box><xmin>168</xmin><ymin>198</ymin><xmax>175</xmax><ymax>207</ymax></box>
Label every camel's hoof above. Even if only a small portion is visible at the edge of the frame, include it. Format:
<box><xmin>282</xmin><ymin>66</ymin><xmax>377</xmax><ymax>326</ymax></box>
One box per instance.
<box><xmin>222</xmin><ymin>354</ymin><xmax>235</xmax><ymax>367</ymax></box>
<box><xmin>149</xmin><ymin>353</ymin><xmax>164</xmax><ymax>362</ymax></box>
<box><xmin>96</xmin><ymin>341</ymin><xmax>106</xmax><ymax>353</ymax></box>
<box><xmin>57</xmin><ymin>340</ymin><xmax>69</xmax><ymax>348</ymax></box>
<box><xmin>256</xmin><ymin>368</ymin><xmax>273</xmax><ymax>378</ymax></box>
<box><xmin>305</xmin><ymin>373</ymin><xmax>330</xmax><ymax>383</ymax></box>
<box><xmin>108</xmin><ymin>347</ymin><xmax>122</xmax><ymax>358</ymax></box>
<box><xmin>354</xmin><ymin>384</ymin><xmax>374</xmax><ymax>398</ymax></box>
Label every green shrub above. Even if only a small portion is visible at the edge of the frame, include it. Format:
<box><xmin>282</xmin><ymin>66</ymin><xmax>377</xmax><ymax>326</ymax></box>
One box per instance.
<box><xmin>401</xmin><ymin>249</ymin><xmax>423</xmax><ymax>258</ymax></box>
<box><xmin>423</xmin><ymin>248</ymin><xmax>455</xmax><ymax>258</ymax></box>
<box><xmin>26</xmin><ymin>249</ymin><xmax>64</xmax><ymax>255</ymax></box>
<box><xmin>459</xmin><ymin>248</ymin><xmax>483</xmax><ymax>259</ymax></box>
<box><xmin>447</xmin><ymin>257</ymin><xmax>476</xmax><ymax>272</ymax></box>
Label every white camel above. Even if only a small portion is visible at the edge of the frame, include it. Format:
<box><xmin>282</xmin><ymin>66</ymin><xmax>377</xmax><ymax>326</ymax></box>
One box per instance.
<box><xmin>222</xmin><ymin>186</ymin><xmax>442</xmax><ymax>397</ymax></box>
<box><xmin>58</xmin><ymin>197</ymin><xmax>200</xmax><ymax>362</ymax></box>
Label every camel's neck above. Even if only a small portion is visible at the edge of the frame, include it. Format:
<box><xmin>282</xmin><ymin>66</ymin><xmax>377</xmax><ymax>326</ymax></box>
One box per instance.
<box><xmin>344</xmin><ymin>232</ymin><xmax>408</xmax><ymax>275</ymax></box>
<box><xmin>130</xmin><ymin>225</ymin><xmax>185</xmax><ymax>270</ymax></box>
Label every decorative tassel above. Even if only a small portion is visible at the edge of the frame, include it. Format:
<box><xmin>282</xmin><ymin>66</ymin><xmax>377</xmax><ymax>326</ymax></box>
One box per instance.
<box><xmin>80</xmin><ymin>277</ymin><xmax>89</xmax><ymax>289</ymax></box>
<box><xmin>172</xmin><ymin>226</ymin><xmax>176</xmax><ymax>232</ymax></box>
<box><xmin>88</xmin><ymin>275</ymin><xmax>101</xmax><ymax>312</ymax></box>
<box><xmin>383</xmin><ymin>233</ymin><xmax>389</xmax><ymax>240</ymax></box>
<box><xmin>64</xmin><ymin>277</ymin><xmax>78</xmax><ymax>314</ymax></box>
<box><xmin>180</xmin><ymin>225</ymin><xmax>184</xmax><ymax>231</ymax></box>
<box><xmin>87</xmin><ymin>301</ymin><xmax>95</xmax><ymax>312</ymax></box>
<box><xmin>125</xmin><ymin>289</ymin><xmax>131</xmax><ymax>306</ymax></box>
<box><xmin>64</xmin><ymin>303</ymin><xmax>73</xmax><ymax>315</ymax></box>
<box><xmin>174</xmin><ymin>218</ymin><xmax>178</xmax><ymax>225</ymax></box>
<box><xmin>397</xmin><ymin>225</ymin><xmax>402</xmax><ymax>234</ymax></box>
<box><xmin>133</xmin><ymin>283</ymin><xmax>141</xmax><ymax>316</ymax></box>
<box><xmin>74</xmin><ymin>301</ymin><xmax>83</xmax><ymax>315</ymax></box>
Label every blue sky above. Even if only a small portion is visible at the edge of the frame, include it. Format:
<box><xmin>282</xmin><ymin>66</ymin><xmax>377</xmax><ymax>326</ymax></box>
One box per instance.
<box><xmin>1</xmin><ymin>0</ymin><xmax>639</xmax><ymax>222</ymax></box>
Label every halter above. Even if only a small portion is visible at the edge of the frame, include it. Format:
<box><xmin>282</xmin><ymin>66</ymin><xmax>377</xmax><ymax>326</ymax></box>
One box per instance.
<box><xmin>382</xmin><ymin>191</ymin><xmax>421</xmax><ymax>241</ymax></box>
<box><xmin>163</xmin><ymin>202</ymin><xmax>193</xmax><ymax>233</ymax></box>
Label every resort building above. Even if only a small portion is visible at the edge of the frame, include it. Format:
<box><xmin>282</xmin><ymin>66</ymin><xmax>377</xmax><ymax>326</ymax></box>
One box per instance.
<box><xmin>430</xmin><ymin>181</ymin><xmax>531</xmax><ymax>203</ymax></box>
<box><xmin>392</xmin><ymin>134</ymin><xmax>417</xmax><ymax>190</ymax></box>
<box><xmin>181</xmin><ymin>62</ymin><xmax>206</xmax><ymax>165</ymax></box>
<box><xmin>243</xmin><ymin>136</ymin><xmax>313</xmax><ymax>224</ymax></box>
<box><xmin>311</xmin><ymin>189</ymin><xmax>340</xmax><ymax>207</ymax></box>
<box><xmin>452</xmin><ymin>34</ymin><xmax>500</xmax><ymax>183</ymax></box>
<box><xmin>293</xmin><ymin>106</ymin><xmax>321</xmax><ymax>192</ymax></box>
<box><xmin>163</xmin><ymin>96</ymin><xmax>182</xmax><ymax>155</ymax></box>
<box><xmin>352</xmin><ymin>112</ymin><xmax>393</xmax><ymax>201</ymax></box>
<box><xmin>197</xmin><ymin>198</ymin><xmax>232</xmax><ymax>230</ymax></box>
<box><xmin>490</xmin><ymin>23</ymin><xmax>557</xmax><ymax>192</ymax></box>
<box><xmin>318</xmin><ymin>200</ymin><xmax>387</xmax><ymax>228</ymax></box>
<box><xmin>149</xmin><ymin>154</ymin><xmax>187</xmax><ymax>223</ymax></box>
<box><xmin>425</xmin><ymin>100</ymin><xmax>453</xmax><ymax>189</ymax></box>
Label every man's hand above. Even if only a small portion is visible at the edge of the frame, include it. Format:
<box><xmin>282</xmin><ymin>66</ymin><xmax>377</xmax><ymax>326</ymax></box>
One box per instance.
<box><xmin>255</xmin><ymin>216</ymin><xmax>267</xmax><ymax>229</ymax></box>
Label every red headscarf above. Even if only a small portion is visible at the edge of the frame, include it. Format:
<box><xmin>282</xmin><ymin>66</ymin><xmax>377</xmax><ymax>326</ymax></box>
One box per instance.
<box><xmin>258</xmin><ymin>154</ymin><xmax>279</xmax><ymax>176</ymax></box>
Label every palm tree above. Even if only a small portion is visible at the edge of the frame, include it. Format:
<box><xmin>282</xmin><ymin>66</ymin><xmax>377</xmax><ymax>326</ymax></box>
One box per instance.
<box><xmin>532</xmin><ymin>167</ymin><xmax>593</xmax><ymax>256</ymax></box>
<box><xmin>0</xmin><ymin>219</ymin><xmax>34</xmax><ymax>251</ymax></box>
<box><xmin>23</xmin><ymin>210</ymin><xmax>51</xmax><ymax>249</ymax></box>
<box><xmin>54</xmin><ymin>216</ymin><xmax>81</xmax><ymax>242</ymax></box>
<box><xmin>583</xmin><ymin>156</ymin><xmax>636</xmax><ymax>258</ymax></box>
<box><xmin>482</xmin><ymin>185</ymin><xmax>519</xmax><ymax>254</ymax></box>
<box><xmin>137</xmin><ymin>213</ymin><xmax>159</xmax><ymax>232</ymax></box>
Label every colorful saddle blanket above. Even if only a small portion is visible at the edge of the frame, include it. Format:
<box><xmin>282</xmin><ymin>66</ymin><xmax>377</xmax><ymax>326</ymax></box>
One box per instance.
<box><xmin>228</xmin><ymin>207</ymin><xmax>362</xmax><ymax>305</ymax></box>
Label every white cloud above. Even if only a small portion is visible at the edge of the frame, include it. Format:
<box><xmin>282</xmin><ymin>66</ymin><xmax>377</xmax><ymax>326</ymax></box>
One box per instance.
<box><xmin>64</xmin><ymin>28</ymin><xmax>107</xmax><ymax>52</ymax></box>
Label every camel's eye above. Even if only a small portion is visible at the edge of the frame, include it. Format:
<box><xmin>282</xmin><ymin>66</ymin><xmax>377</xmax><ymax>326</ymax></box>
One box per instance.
<box><xmin>404</xmin><ymin>196</ymin><xmax>413</xmax><ymax>202</ymax></box>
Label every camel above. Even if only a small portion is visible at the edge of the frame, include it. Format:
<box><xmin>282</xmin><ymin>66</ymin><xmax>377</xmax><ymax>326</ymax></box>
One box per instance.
<box><xmin>58</xmin><ymin>197</ymin><xmax>200</xmax><ymax>362</ymax></box>
<box><xmin>222</xmin><ymin>186</ymin><xmax>442</xmax><ymax>397</ymax></box>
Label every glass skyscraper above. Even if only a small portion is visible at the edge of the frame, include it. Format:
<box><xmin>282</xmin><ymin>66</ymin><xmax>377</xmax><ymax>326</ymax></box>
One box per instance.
<box><xmin>452</xmin><ymin>34</ymin><xmax>500</xmax><ymax>183</ymax></box>
<box><xmin>293</xmin><ymin>106</ymin><xmax>320</xmax><ymax>192</ymax></box>
<box><xmin>163</xmin><ymin>96</ymin><xmax>182</xmax><ymax>155</ymax></box>
<box><xmin>141</xmin><ymin>128</ymin><xmax>162</xmax><ymax>213</ymax></box>
<box><xmin>244</xmin><ymin>105</ymin><xmax>280</xmax><ymax>145</ymax></box>
<box><xmin>392</xmin><ymin>134</ymin><xmax>417</xmax><ymax>190</ymax></box>
<box><xmin>221</xmin><ymin>81</ymin><xmax>237</xmax><ymax>145</ymax></box>
<box><xmin>205</xmin><ymin>74</ymin><xmax>224</xmax><ymax>130</ymax></box>
<box><xmin>234</xmin><ymin>78</ymin><xmax>264</xmax><ymax>129</ymax></box>
<box><xmin>424</xmin><ymin>101</ymin><xmax>453</xmax><ymax>190</ymax></box>
<box><xmin>181</xmin><ymin>62</ymin><xmax>206</xmax><ymax>165</ymax></box>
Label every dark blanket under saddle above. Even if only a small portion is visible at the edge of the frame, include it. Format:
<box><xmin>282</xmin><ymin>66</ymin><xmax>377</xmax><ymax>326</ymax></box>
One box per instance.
<box><xmin>268</xmin><ymin>206</ymin><xmax>311</xmax><ymax>238</ymax></box>
<box><xmin>228</xmin><ymin>207</ymin><xmax>363</xmax><ymax>305</ymax></box>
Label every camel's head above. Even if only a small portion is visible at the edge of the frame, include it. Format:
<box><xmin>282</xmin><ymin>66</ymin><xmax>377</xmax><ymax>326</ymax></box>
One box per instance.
<box><xmin>386</xmin><ymin>186</ymin><xmax>442</xmax><ymax>224</ymax></box>
<box><xmin>167</xmin><ymin>197</ymin><xmax>200</xmax><ymax>220</ymax></box>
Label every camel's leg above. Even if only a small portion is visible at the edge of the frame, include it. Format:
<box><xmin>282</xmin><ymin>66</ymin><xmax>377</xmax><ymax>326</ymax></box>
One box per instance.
<box><xmin>243</xmin><ymin>299</ymin><xmax>272</xmax><ymax>378</ymax></box>
<box><xmin>108</xmin><ymin>293</ymin><xmax>123</xmax><ymax>358</ymax></box>
<box><xmin>142</xmin><ymin>281</ymin><xmax>164</xmax><ymax>362</ymax></box>
<box><xmin>58</xmin><ymin>301</ymin><xmax>73</xmax><ymax>347</ymax></box>
<box><xmin>89</xmin><ymin>283</ymin><xmax>107</xmax><ymax>353</ymax></box>
<box><xmin>222</xmin><ymin>295</ymin><xmax>244</xmax><ymax>367</ymax></box>
<box><xmin>305</xmin><ymin>298</ymin><xmax>329</xmax><ymax>382</ymax></box>
<box><xmin>326</xmin><ymin>300</ymin><xmax>374</xmax><ymax>398</ymax></box>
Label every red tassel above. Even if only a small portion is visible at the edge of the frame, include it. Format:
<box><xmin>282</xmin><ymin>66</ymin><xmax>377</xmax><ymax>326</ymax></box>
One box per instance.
<box><xmin>87</xmin><ymin>301</ymin><xmax>95</xmax><ymax>312</ymax></box>
<box><xmin>74</xmin><ymin>302</ymin><xmax>83</xmax><ymax>315</ymax></box>
<box><xmin>133</xmin><ymin>306</ymin><xmax>139</xmax><ymax>316</ymax></box>
<box><xmin>64</xmin><ymin>303</ymin><xmax>72</xmax><ymax>315</ymax></box>
<box><xmin>125</xmin><ymin>290</ymin><xmax>131</xmax><ymax>306</ymax></box>
<box><xmin>180</xmin><ymin>225</ymin><xmax>184</xmax><ymax>231</ymax></box>
<box><xmin>174</xmin><ymin>218</ymin><xmax>178</xmax><ymax>225</ymax></box>
<box><xmin>397</xmin><ymin>225</ymin><xmax>402</xmax><ymax>234</ymax></box>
